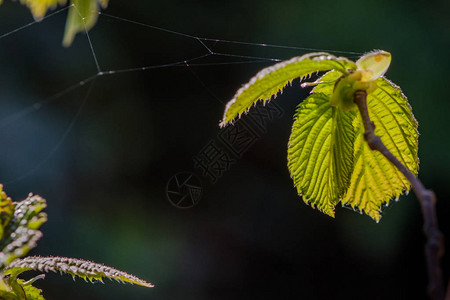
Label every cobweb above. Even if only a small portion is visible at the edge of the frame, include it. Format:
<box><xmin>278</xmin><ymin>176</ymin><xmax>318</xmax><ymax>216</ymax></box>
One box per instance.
<box><xmin>0</xmin><ymin>3</ymin><xmax>363</xmax><ymax>186</ymax></box>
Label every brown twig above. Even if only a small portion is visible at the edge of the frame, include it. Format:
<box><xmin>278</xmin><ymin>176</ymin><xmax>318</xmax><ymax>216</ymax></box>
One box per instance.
<box><xmin>353</xmin><ymin>90</ymin><xmax>445</xmax><ymax>300</ymax></box>
<box><xmin>446</xmin><ymin>279</ymin><xmax>450</xmax><ymax>300</ymax></box>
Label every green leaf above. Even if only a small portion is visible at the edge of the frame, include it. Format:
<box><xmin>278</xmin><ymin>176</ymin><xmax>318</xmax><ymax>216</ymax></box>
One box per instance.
<box><xmin>0</xmin><ymin>185</ymin><xmax>14</xmax><ymax>240</ymax></box>
<box><xmin>342</xmin><ymin>77</ymin><xmax>419</xmax><ymax>221</ymax></box>
<box><xmin>0</xmin><ymin>289</ymin><xmax>18</xmax><ymax>300</ymax></box>
<box><xmin>0</xmin><ymin>278</ymin><xmax>45</xmax><ymax>300</ymax></box>
<box><xmin>220</xmin><ymin>50</ymin><xmax>420</xmax><ymax>221</ymax></box>
<box><xmin>310</xmin><ymin>70</ymin><xmax>343</xmax><ymax>94</ymax></box>
<box><xmin>220</xmin><ymin>53</ymin><xmax>356</xmax><ymax>127</ymax></box>
<box><xmin>62</xmin><ymin>0</ymin><xmax>109</xmax><ymax>47</ymax></box>
<box><xmin>22</xmin><ymin>284</ymin><xmax>45</xmax><ymax>300</ymax></box>
<box><xmin>0</xmin><ymin>194</ymin><xmax>47</xmax><ymax>268</ymax></box>
<box><xmin>13</xmin><ymin>0</ymin><xmax>67</xmax><ymax>21</ymax></box>
<box><xmin>287</xmin><ymin>93</ymin><xmax>355</xmax><ymax>217</ymax></box>
<box><xmin>6</xmin><ymin>256</ymin><xmax>154</xmax><ymax>288</ymax></box>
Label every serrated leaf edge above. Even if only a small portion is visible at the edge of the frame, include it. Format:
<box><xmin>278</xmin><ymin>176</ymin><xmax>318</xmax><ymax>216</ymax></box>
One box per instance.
<box><xmin>6</xmin><ymin>256</ymin><xmax>153</xmax><ymax>288</ymax></box>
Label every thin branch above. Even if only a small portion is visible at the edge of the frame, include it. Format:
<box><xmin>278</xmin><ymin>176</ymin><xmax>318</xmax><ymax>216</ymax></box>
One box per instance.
<box><xmin>446</xmin><ymin>278</ymin><xmax>450</xmax><ymax>300</ymax></box>
<box><xmin>353</xmin><ymin>90</ymin><xmax>445</xmax><ymax>300</ymax></box>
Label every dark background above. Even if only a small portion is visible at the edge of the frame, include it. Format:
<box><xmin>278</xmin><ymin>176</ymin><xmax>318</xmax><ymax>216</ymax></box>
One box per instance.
<box><xmin>0</xmin><ymin>0</ymin><xmax>449</xmax><ymax>299</ymax></box>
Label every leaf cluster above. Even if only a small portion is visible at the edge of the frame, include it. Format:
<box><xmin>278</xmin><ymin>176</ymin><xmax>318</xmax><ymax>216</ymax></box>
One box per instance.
<box><xmin>221</xmin><ymin>51</ymin><xmax>418</xmax><ymax>221</ymax></box>
<box><xmin>0</xmin><ymin>185</ymin><xmax>152</xmax><ymax>300</ymax></box>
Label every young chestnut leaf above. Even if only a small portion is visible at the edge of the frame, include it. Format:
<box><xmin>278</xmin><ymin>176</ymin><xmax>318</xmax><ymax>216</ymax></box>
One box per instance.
<box><xmin>287</xmin><ymin>92</ymin><xmax>356</xmax><ymax>216</ymax></box>
<box><xmin>219</xmin><ymin>53</ymin><xmax>356</xmax><ymax>127</ymax></box>
<box><xmin>220</xmin><ymin>50</ymin><xmax>418</xmax><ymax>221</ymax></box>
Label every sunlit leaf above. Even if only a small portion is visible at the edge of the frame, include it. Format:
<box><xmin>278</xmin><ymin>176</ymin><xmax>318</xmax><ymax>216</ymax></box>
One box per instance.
<box><xmin>16</xmin><ymin>0</ymin><xmax>67</xmax><ymax>21</ymax></box>
<box><xmin>220</xmin><ymin>53</ymin><xmax>356</xmax><ymax>127</ymax></box>
<box><xmin>287</xmin><ymin>93</ymin><xmax>355</xmax><ymax>216</ymax></box>
<box><xmin>0</xmin><ymin>289</ymin><xmax>18</xmax><ymax>300</ymax></box>
<box><xmin>0</xmin><ymin>185</ymin><xmax>14</xmax><ymax>241</ymax></box>
<box><xmin>310</xmin><ymin>70</ymin><xmax>343</xmax><ymax>94</ymax></box>
<box><xmin>0</xmin><ymin>193</ymin><xmax>47</xmax><ymax>268</ymax></box>
<box><xmin>0</xmin><ymin>185</ymin><xmax>152</xmax><ymax>298</ymax></box>
<box><xmin>220</xmin><ymin>50</ymin><xmax>419</xmax><ymax>221</ymax></box>
<box><xmin>63</xmin><ymin>0</ymin><xmax>109</xmax><ymax>47</ymax></box>
<box><xmin>341</xmin><ymin>77</ymin><xmax>418</xmax><ymax>221</ymax></box>
<box><xmin>0</xmin><ymin>278</ymin><xmax>45</xmax><ymax>300</ymax></box>
<box><xmin>22</xmin><ymin>284</ymin><xmax>45</xmax><ymax>300</ymax></box>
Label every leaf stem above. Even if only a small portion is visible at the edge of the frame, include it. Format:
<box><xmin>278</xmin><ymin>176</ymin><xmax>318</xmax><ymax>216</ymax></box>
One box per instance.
<box><xmin>353</xmin><ymin>90</ymin><xmax>445</xmax><ymax>300</ymax></box>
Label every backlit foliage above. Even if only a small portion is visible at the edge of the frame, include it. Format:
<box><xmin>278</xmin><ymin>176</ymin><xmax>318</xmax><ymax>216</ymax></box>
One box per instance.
<box><xmin>220</xmin><ymin>51</ymin><xmax>418</xmax><ymax>222</ymax></box>
<box><xmin>0</xmin><ymin>185</ymin><xmax>152</xmax><ymax>299</ymax></box>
